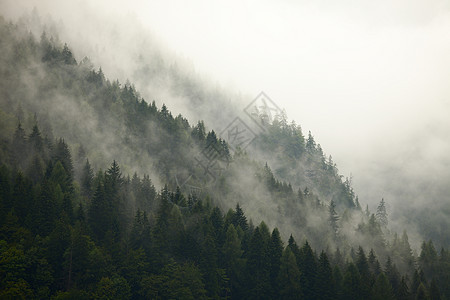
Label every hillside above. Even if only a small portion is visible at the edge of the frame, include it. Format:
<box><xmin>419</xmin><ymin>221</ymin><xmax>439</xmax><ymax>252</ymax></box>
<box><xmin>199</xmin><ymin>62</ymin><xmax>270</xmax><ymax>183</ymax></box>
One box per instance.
<box><xmin>0</xmin><ymin>16</ymin><xmax>449</xmax><ymax>299</ymax></box>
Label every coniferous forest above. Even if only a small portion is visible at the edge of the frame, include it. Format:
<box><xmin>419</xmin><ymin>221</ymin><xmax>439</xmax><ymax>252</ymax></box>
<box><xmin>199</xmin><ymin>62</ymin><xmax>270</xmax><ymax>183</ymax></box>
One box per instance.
<box><xmin>0</xmin><ymin>14</ymin><xmax>449</xmax><ymax>300</ymax></box>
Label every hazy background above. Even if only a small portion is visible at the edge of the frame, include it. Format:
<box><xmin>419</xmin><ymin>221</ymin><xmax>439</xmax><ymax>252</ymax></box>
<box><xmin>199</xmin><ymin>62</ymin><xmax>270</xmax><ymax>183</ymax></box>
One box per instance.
<box><xmin>2</xmin><ymin>0</ymin><xmax>450</xmax><ymax>242</ymax></box>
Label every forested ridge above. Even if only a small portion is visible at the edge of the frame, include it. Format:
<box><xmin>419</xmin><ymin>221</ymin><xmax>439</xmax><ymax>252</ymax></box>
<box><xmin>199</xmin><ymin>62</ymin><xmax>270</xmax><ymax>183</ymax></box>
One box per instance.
<box><xmin>0</xmin><ymin>16</ymin><xmax>449</xmax><ymax>299</ymax></box>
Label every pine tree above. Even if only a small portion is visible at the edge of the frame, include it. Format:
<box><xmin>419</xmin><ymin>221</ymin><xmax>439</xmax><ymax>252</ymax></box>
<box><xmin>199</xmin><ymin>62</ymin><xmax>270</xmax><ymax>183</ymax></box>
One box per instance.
<box><xmin>88</xmin><ymin>181</ymin><xmax>109</xmax><ymax>241</ymax></box>
<box><xmin>199</xmin><ymin>229</ymin><xmax>220</xmax><ymax>298</ymax></box>
<box><xmin>11</xmin><ymin>122</ymin><xmax>27</xmax><ymax>168</ymax></box>
<box><xmin>246</xmin><ymin>227</ymin><xmax>271</xmax><ymax>299</ymax></box>
<box><xmin>371</xmin><ymin>273</ymin><xmax>396</xmax><ymax>300</ymax></box>
<box><xmin>11</xmin><ymin>172</ymin><xmax>32</xmax><ymax>226</ymax></box>
<box><xmin>398</xmin><ymin>230</ymin><xmax>415</xmax><ymax>273</ymax></box>
<box><xmin>49</xmin><ymin>161</ymin><xmax>67</xmax><ymax>189</ymax></box>
<box><xmin>385</xmin><ymin>256</ymin><xmax>401</xmax><ymax>297</ymax></box>
<box><xmin>268</xmin><ymin>228</ymin><xmax>283</xmax><ymax>297</ymax></box>
<box><xmin>306</xmin><ymin>131</ymin><xmax>316</xmax><ymax>154</ymax></box>
<box><xmin>419</xmin><ymin>240</ymin><xmax>438</xmax><ymax>278</ymax></box>
<box><xmin>342</xmin><ymin>263</ymin><xmax>363</xmax><ymax>300</ymax></box>
<box><xmin>277</xmin><ymin>247</ymin><xmax>302</xmax><ymax>300</ymax></box>
<box><xmin>397</xmin><ymin>276</ymin><xmax>411</xmax><ymax>300</ymax></box>
<box><xmin>356</xmin><ymin>246</ymin><xmax>372</xmax><ymax>299</ymax></box>
<box><xmin>174</xmin><ymin>186</ymin><xmax>187</xmax><ymax>206</ymax></box>
<box><xmin>368</xmin><ymin>249</ymin><xmax>381</xmax><ymax>276</ymax></box>
<box><xmin>106</xmin><ymin>160</ymin><xmax>122</xmax><ymax>189</ymax></box>
<box><xmin>298</xmin><ymin>241</ymin><xmax>317</xmax><ymax>300</ymax></box>
<box><xmin>222</xmin><ymin>224</ymin><xmax>243</xmax><ymax>297</ymax></box>
<box><xmin>376</xmin><ymin>198</ymin><xmax>388</xmax><ymax>228</ymax></box>
<box><xmin>316</xmin><ymin>251</ymin><xmax>335</xmax><ymax>300</ymax></box>
<box><xmin>46</xmin><ymin>213</ymin><xmax>71</xmax><ymax>290</ymax></box>
<box><xmin>329</xmin><ymin>199</ymin><xmax>339</xmax><ymax>235</ymax></box>
<box><xmin>334</xmin><ymin>247</ymin><xmax>344</xmax><ymax>269</ymax></box>
<box><xmin>53</xmin><ymin>138</ymin><xmax>74</xmax><ymax>181</ymax></box>
<box><xmin>153</xmin><ymin>185</ymin><xmax>172</xmax><ymax>259</ymax></box>
<box><xmin>141</xmin><ymin>174</ymin><xmax>156</xmax><ymax>210</ymax></box>
<box><xmin>233</xmin><ymin>203</ymin><xmax>248</xmax><ymax>232</ymax></box>
<box><xmin>333</xmin><ymin>265</ymin><xmax>344</xmax><ymax>300</ymax></box>
<box><xmin>412</xmin><ymin>269</ymin><xmax>424</xmax><ymax>298</ymax></box>
<box><xmin>81</xmin><ymin>159</ymin><xmax>94</xmax><ymax>197</ymax></box>
<box><xmin>61</xmin><ymin>43</ymin><xmax>76</xmax><ymax>65</ymax></box>
<box><xmin>209</xmin><ymin>206</ymin><xmax>224</xmax><ymax>249</ymax></box>
<box><xmin>27</xmin><ymin>155</ymin><xmax>45</xmax><ymax>184</ymax></box>
<box><xmin>29</xmin><ymin>124</ymin><xmax>44</xmax><ymax>153</ymax></box>
<box><xmin>192</xmin><ymin>120</ymin><xmax>206</xmax><ymax>142</ymax></box>
<box><xmin>288</xmin><ymin>235</ymin><xmax>302</xmax><ymax>265</ymax></box>
<box><xmin>35</xmin><ymin>179</ymin><xmax>60</xmax><ymax>236</ymax></box>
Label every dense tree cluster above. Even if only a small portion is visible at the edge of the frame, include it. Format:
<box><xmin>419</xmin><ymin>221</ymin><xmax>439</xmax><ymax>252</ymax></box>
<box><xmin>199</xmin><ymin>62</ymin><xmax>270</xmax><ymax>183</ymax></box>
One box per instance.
<box><xmin>0</xmin><ymin>16</ymin><xmax>449</xmax><ymax>299</ymax></box>
<box><xmin>1</xmin><ymin>148</ymin><xmax>449</xmax><ymax>298</ymax></box>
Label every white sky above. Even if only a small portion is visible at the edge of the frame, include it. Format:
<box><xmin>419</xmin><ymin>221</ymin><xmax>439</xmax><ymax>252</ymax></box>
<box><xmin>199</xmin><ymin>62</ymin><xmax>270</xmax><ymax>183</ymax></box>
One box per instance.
<box><xmin>3</xmin><ymin>0</ymin><xmax>450</xmax><ymax>209</ymax></box>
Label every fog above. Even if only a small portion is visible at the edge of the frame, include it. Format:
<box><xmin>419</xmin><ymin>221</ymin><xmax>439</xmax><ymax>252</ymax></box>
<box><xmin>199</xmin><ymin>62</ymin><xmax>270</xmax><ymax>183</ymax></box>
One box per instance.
<box><xmin>2</xmin><ymin>0</ymin><xmax>450</xmax><ymax>246</ymax></box>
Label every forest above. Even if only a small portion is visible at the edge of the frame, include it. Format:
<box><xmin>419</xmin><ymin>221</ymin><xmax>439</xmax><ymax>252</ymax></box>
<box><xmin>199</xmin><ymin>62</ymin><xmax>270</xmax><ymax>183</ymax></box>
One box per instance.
<box><xmin>0</xmin><ymin>15</ymin><xmax>449</xmax><ymax>299</ymax></box>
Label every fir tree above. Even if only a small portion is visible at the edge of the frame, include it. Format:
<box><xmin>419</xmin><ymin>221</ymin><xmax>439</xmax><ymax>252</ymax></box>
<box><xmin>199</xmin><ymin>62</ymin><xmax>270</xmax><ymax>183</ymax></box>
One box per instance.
<box><xmin>277</xmin><ymin>247</ymin><xmax>302</xmax><ymax>300</ymax></box>
<box><xmin>376</xmin><ymin>198</ymin><xmax>388</xmax><ymax>228</ymax></box>
<box><xmin>329</xmin><ymin>199</ymin><xmax>339</xmax><ymax>235</ymax></box>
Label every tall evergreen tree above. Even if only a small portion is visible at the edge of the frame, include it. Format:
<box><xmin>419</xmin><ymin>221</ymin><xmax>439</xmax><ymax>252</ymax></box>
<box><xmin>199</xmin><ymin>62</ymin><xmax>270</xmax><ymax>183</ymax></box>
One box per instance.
<box><xmin>306</xmin><ymin>131</ymin><xmax>316</xmax><ymax>154</ymax></box>
<box><xmin>371</xmin><ymin>273</ymin><xmax>395</xmax><ymax>300</ymax></box>
<box><xmin>329</xmin><ymin>199</ymin><xmax>339</xmax><ymax>236</ymax></box>
<box><xmin>153</xmin><ymin>185</ymin><xmax>172</xmax><ymax>260</ymax></box>
<box><xmin>385</xmin><ymin>256</ymin><xmax>401</xmax><ymax>297</ymax></box>
<box><xmin>278</xmin><ymin>247</ymin><xmax>302</xmax><ymax>300</ymax></box>
<box><xmin>88</xmin><ymin>180</ymin><xmax>109</xmax><ymax>241</ymax></box>
<box><xmin>298</xmin><ymin>241</ymin><xmax>317</xmax><ymax>300</ymax></box>
<box><xmin>11</xmin><ymin>122</ymin><xmax>27</xmax><ymax>168</ymax></box>
<box><xmin>81</xmin><ymin>159</ymin><xmax>94</xmax><ymax>197</ymax></box>
<box><xmin>356</xmin><ymin>246</ymin><xmax>372</xmax><ymax>299</ymax></box>
<box><xmin>316</xmin><ymin>251</ymin><xmax>335</xmax><ymax>300</ymax></box>
<box><xmin>53</xmin><ymin>138</ymin><xmax>73</xmax><ymax>181</ymax></box>
<box><xmin>268</xmin><ymin>228</ymin><xmax>283</xmax><ymax>297</ymax></box>
<box><xmin>222</xmin><ymin>224</ymin><xmax>244</xmax><ymax>298</ymax></box>
<box><xmin>233</xmin><ymin>203</ymin><xmax>248</xmax><ymax>232</ymax></box>
<box><xmin>246</xmin><ymin>227</ymin><xmax>271</xmax><ymax>299</ymax></box>
<box><xmin>342</xmin><ymin>263</ymin><xmax>363</xmax><ymax>300</ymax></box>
<box><xmin>397</xmin><ymin>276</ymin><xmax>411</xmax><ymax>300</ymax></box>
<box><xmin>376</xmin><ymin>198</ymin><xmax>388</xmax><ymax>228</ymax></box>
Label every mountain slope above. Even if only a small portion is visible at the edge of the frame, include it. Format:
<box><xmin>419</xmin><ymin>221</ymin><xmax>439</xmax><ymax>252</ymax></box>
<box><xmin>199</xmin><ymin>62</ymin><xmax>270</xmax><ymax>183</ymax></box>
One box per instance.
<box><xmin>0</xmin><ymin>15</ymin><xmax>449</xmax><ymax>299</ymax></box>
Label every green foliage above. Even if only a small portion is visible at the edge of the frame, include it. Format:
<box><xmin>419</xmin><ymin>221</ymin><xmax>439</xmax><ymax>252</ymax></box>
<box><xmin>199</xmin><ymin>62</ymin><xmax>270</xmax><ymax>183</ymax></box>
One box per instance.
<box><xmin>316</xmin><ymin>251</ymin><xmax>335</xmax><ymax>300</ymax></box>
<box><xmin>277</xmin><ymin>247</ymin><xmax>302</xmax><ymax>299</ymax></box>
<box><xmin>93</xmin><ymin>276</ymin><xmax>131</xmax><ymax>300</ymax></box>
<box><xmin>371</xmin><ymin>273</ymin><xmax>395</xmax><ymax>300</ymax></box>
<box><xmin>343</xmin><ymin>263</ymin><xmax>363</xmax><ymax>300</ymax></box>
<box><xmin>0</xmin><ymin>17</ymin><xmax>449</xmax><ymax>300</ymax></box>
<box><xmin>140</xmin><ymin>260</ymin><xmax>207</xmax><ymax>300</ymax></box>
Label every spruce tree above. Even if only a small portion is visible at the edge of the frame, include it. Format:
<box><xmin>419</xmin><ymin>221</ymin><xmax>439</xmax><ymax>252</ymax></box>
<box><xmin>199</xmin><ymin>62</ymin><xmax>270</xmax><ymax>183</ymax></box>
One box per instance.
<box><xmin>316</xmin><ymin>251</ymin><xmax>335</xmax><ymax>300</ymax></box>
<box><xmin>371</xmin><ymin>273</ymin><xmax>396</xmax><ymax>300</ymax></box>
<box><xmin>246</xmin><ymin>227</ymin><xmax>271</xmax><ymax>299</ymax></box>
<box><xmin>329</xmin><ymin>199</ymin><xmax>339</xmax><ymax>236</ymax></box>
<box><xmin>376</xmin><ymin>198</ymin><xmax>388</xmax><ymax>228</ymax></box>
<box><xmin>298</xmin><ymin>241</ymin><xmax>317</xmax><ymax>300</ymax></box>
<box><xmin>268</xmin><ymin>228</ymin><xmax>283</xmax><ymax>297</ymax></box>
<box><xmin>81</xmin><ymin>159</ymin><xmax>94</xmax><ymax>197</ymax></box>
<box><xmin>356</xmin><ymin>246</ymin><xmax>372</xmax><ymax>299</ymax></box>
<box><xmin>233</xmin><ymin>203</ymin><xmax>248</xmax><ymax>232</ymax></box>
<box><xmin>277</xmin><ymin>247</ymin><xmax>302</xmax><ymax>300</ymax></box>
<box><xmin>342</xmin><ymin>263</ymin><xmax>363</xmax><ymax>300</ymax></box>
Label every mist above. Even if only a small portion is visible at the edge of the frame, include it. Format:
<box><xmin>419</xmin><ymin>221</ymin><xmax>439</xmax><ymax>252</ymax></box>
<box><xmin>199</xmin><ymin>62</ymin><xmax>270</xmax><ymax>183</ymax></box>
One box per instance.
<box><xmin>1</xmin><ymin>0</ymin><xmax>450</xmax><ymax>249</ymax></box>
